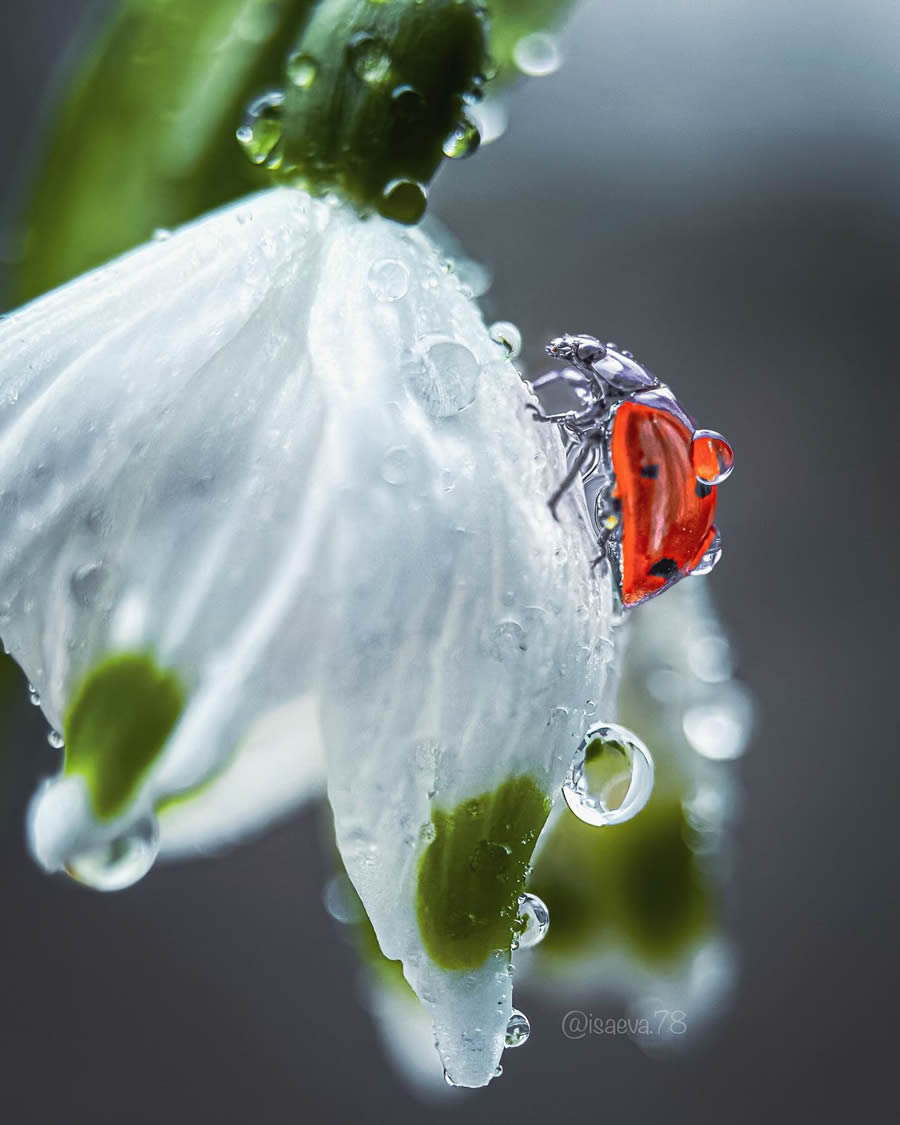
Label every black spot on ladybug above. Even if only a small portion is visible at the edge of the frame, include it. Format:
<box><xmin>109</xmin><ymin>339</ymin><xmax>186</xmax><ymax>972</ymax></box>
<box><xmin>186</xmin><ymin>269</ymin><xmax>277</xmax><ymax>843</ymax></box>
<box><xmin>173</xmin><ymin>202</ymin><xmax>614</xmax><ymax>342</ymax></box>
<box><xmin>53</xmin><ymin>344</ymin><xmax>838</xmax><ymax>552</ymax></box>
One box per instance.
<box><xmin>640</xmin><ymin>464</ymin><xmax>659</xmax><ymax>479</ymax></box>
<box><xmin>696</xmin><ymin>480</ymin><xmax>713</xmax><ymax>498</ymax></box>
<box><xmin>648</xmin><ymin>558</ymin><xmax>678</xmax><ymax>579</ymax></box>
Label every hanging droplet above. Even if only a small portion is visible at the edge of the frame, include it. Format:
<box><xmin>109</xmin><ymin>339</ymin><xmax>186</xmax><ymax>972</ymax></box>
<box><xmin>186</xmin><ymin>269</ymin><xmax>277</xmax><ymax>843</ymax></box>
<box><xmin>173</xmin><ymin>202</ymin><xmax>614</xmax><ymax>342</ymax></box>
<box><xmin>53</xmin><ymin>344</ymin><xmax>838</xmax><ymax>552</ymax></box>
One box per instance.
<box><xmin>47</xmin><ymin>729</ymin><xmax>65</xmax><ymax>750</ymax></box>
<box><xmin>236</xmin><ymin>91</ymin><xmax>284</xmax><ymax>167</ymax></box>
<box><xmin>406</xmin><ymin>335</ymin><xmax>481</xmax><ymax>416</ymax></box>
<box><xmin>489</xmin><ymin>321</ymin><xmax>522</xmax><ymax>358</ymax></box>
<box><xmin>505</xmin><ymin>1009</ymin><xmax>531</xmax><ymax>1047</ymax></box>
<box><xmin>562</xmin><ymin>722</ymin><xmax>655</xmax><ymax>826</ymax></box>
<box><xmin>512</xmin><ymin>32</ymin><xmax>562</xmax><ymax>77</ymax></box>
<box><xmin>516</xmin><ymin>891</ymin><xmax>550</xmax><ymax>948</ymax></box>
<box><xmin>287</xmin><ymin>51</ymin><xmax>318</xmax><ymax>89</ymax></box>
<box><xmin>442</xmin><ymin>118</ymin><xmax>481</xmax><ymax>159</ymax></box>
<box><xmin>322</xmin><ymin>873</ymin><xmax>362</xmax><ymax>923</ymax></box>
<box><xmin>347</xmin><ymin>31</ymin><xmax>392</xmax><ymax>86</ymax></box>
<box><xmin>691</xmin><ymin>430</ymin><xmax>734</xmax><ymax>485</ymax></box>
<box><xmin>367</xmin><ymin>258</ymin><xmax>409</xmax><ymax>302</ymax></box>
<box><xmin>390</xmin><ymin>84</ymin><xmax>426</xmax><ymax>122</ymax></box>
<box><xmin>690</xmin><ymin>530</ymin><xmax>723</xmax><ymax>577</ymax></box>
<box><xmin>65</xmin><ymin>817</ymin><xmax>159</xmax><ymax>892</ymax></box>
<box><xmin>682</xmin><ymin>683</ymin><xmax>753</xmax><ymax>760</ymax></box>
<box><xmin>379</xmin><ymin>179</ymin><xmax>427</xmax><ymax>224</ymax></box>
<box><xmin>28</xmin><ymin>684</ymin><xmax>40</xmax><ymax>706</ymax></box>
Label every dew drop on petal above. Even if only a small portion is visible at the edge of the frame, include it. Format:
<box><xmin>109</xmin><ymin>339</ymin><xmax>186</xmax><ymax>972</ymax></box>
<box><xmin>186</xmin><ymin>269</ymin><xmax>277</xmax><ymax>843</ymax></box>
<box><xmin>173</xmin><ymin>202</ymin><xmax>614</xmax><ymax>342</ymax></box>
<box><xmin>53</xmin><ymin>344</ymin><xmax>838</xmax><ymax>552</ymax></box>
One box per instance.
<box><xmin>70</xmin><ymin>561</ymin><xmax>107</xmax><ymax>607</ymax></box>
<box><xmin>407</xmin><ymin>335</ymin><xmax>481</xmax><ymax>416</ymax></box>
<box><xmin>381</xmin><ymin>446</ymin><xmax>413</xmax><ymax>485</ymax></box>
<box><xmin>562</xmin><ymin>722</ymin><xmax>655</xmax><ymax>826</ymax></box>
<box><xmin>152</xmin><ymin>228</ymin><xmax>172</xmax><ymax>242</ymax></box>
<box><xmin>65</xmin><ymin>817</ymin><xmax>160</xmax><ymax>891</ymax></box>
<box><xmin>236</xmin><ymin>91</ymin><xmax>285</xmax><ymax>167</ymax></box>
<box><xmin>28</xmin><ymin>685</ymin><xmax>40</xmax><ymax>706</ymax></box>
<box><xmin>516</xmin><ymin>891</ymin><xmax>550</xmax><ymax>948</ymax></box>
<box><xmin>489</xmin><ymin>321</ymin><xmax>522</xmax><ymax>358</ymax></box>
<box><xmin>347</xmin><ymin>32</ymin><xmax>392</xmax><ymax>86</ymax></box>
<box><xmin>47</xmin><ymin>729</ymin><xmax>65</xmax><ymax>750</ymax></box>
<box><xmin>442</xmin><ymin>118</ymin><xmax>481</xmax><ymax>159</ymax></box>
<box><xmin>691</xmin><ymin>430</ymin><xmax>734</xmax><ymax>485</ymax></box>
<box><xmin>367</xmin><ymin>258</ymin><xmax>409</xmax><ymax>302</ymax></box>
<box><xmin>512</xmin><ymin>32</ymin><xmax>562</xmax><ymax>77</ymax></box>
<box><xmin>287</xmin><ymin>51</ymin><xmax>318</xmax><ymax>88</ymax></box>
<box><xmin>505</xmin><ymin>1009</ymin><xmax>531</xmax><ymax>1048</ymax></box>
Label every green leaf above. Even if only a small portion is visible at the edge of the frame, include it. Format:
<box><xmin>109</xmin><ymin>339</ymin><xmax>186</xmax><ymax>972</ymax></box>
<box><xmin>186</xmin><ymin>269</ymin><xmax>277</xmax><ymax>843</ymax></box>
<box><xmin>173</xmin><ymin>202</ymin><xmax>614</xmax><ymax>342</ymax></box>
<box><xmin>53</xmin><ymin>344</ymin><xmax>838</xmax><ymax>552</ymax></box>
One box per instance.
<box><xmin>416</xmin><ymin>775</ymin><xmax>550</xmax><ymax>971</ymax></box>
<box><xmin>18</xmin><ymin>0</ymin><xmax>317</xmax><ymax>301</ymax></box>
<box><xmin>64</xmin><ymin>651</ymin><xmax>185</xmax><ymax>821</ymax></box>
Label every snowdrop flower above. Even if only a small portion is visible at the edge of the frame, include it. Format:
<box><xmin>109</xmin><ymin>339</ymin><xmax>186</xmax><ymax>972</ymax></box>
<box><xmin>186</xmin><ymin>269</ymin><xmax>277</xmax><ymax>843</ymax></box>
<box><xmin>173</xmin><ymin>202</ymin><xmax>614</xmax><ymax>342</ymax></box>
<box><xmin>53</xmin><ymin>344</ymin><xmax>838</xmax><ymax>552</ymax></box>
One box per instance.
<box><xmin>0</xmin><ymin>186</ymin><xmax>619</xmax><ymax>1087</ymax></box>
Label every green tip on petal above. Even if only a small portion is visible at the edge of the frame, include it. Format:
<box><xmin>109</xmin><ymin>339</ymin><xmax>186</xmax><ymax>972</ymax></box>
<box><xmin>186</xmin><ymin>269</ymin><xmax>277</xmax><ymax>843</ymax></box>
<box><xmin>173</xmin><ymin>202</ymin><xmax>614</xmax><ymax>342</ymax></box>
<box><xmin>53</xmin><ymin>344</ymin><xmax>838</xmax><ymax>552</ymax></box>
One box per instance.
<box><xmin>64</xmin><ymin>652</ymin><xmax>185</xmax><ymax>821</ymax></box>
<box><xmin>416</xmin><ymin>775</ymin><xmax>550</xmax><ymax>971</ymax></box>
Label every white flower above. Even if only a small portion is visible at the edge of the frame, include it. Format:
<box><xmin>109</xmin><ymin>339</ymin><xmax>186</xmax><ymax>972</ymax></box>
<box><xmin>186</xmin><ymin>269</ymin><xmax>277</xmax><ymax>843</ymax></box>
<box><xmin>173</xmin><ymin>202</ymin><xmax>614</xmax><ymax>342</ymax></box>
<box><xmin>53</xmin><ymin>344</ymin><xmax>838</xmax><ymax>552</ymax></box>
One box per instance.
<box><xmin>0</xmin><ymin>187</ymin><xmax>618</xmax><ymax>1087</ymax></box>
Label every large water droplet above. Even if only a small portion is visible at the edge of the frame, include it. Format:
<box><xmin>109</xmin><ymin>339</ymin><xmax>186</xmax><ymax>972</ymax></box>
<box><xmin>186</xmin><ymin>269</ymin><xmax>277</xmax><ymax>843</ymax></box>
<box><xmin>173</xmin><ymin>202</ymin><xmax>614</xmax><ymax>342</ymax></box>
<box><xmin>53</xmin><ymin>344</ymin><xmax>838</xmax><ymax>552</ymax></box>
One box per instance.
<box><xmin>287</xmin><ymin>51</ymin><xmax>318</xmax><ymax>88</ymax></box>
<box><xmin>47</xmin><ymin>729</ymin><xmax>65</xmax><ymax>750</ymax></box>
<box><xmin>691</xmin><ymin>430</ymin><xmax>734</xmax><ymax>485</ymax></box>
<box><xmin>562</xmin><ymin>722</ymin><xmax>655</xmax><ymax>826</ymax></box>
<box><xmin>379</xmin><ymin>179</ymin><xmax>427</xmax><ymax>223</ymax></box>
<box><xmin>682</xmin><ymin>683</ymin><xmax>753</xmax><ymax>760</ymax></box>
<box><xmin>236</xmin><ymin>91</ymin><xmax>284</xmax><ymax>167</ymax></box>
<box><xmin>516</xmin><ymin>892</ymin><xmax>550</xmax><ymax>948</ymax></box>
<box><xmin>407</xmin><ymin>335</ymin><xmax>481</xmax><ymax>416</ymax></box>
<box><xmin>367</xmin><ymin>258</ymin><xmax>409</xmax><ymax>302</ymax></box>
<box><xmin>65</xmin><ymin>817</ymin><xmax>159</xmax><ymax>891</ymax></box>
<box><xmin>390</xmin><ymin>83</ymin><xmax>426</xmax><ymax>122</ymax></box>
<box><xmin>505</xmin><ymin>1009</ymin><xmax>531</xmax><ymax>1047</ymax></box>
<box><xmin>489</xmin><ymin>321</ymin><xmax>522</xmax><ymax>358</ymax></box>
<box><xmin>28</xmin><ymin>684</ymin><xmax>41</xmax><ymax>706</ymax></box>
<box><xmin>347</xmin><ymin>32</ymin><xmax>392</xmax><ymax>85</ymax></box>
<box><xmin>513</xmin><ymin>32</ymin><xmax>562</xmax><ymax>77</ymax></box>
<box><xmin>442</xmin><ymin>118</ymin><xmax>481</xmax><ymax>159</ymax></box>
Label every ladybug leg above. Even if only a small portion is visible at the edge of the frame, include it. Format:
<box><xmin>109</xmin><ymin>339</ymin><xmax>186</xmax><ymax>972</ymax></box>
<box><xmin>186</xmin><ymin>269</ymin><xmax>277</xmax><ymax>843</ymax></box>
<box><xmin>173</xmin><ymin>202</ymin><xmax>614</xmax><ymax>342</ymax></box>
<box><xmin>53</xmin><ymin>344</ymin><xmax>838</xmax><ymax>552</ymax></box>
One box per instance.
<box><xmin>547</xmin><ymin>441</ymin><xmax>592</xmax><ymax>521</ymax></box>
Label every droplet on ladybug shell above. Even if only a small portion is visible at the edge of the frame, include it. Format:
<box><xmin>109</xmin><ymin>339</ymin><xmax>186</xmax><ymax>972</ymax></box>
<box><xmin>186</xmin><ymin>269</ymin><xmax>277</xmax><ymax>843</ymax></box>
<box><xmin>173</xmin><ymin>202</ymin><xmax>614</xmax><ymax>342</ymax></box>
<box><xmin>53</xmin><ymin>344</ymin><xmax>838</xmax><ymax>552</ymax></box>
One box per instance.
<box><xmin>691</xmin><ymin>430</ymin><xmax>734</xmax><ymax>485</ymax></box>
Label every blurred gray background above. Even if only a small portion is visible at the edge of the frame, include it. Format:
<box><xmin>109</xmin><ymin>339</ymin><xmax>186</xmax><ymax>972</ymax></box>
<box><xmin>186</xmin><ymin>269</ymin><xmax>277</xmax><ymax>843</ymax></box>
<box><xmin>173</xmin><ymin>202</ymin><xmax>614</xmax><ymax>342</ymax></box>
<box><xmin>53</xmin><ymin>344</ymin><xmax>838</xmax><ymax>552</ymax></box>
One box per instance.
<box><xmin>1</xmin><ymin>1</ymin><xmax>898</xmax><ymax>1121</ymax></box>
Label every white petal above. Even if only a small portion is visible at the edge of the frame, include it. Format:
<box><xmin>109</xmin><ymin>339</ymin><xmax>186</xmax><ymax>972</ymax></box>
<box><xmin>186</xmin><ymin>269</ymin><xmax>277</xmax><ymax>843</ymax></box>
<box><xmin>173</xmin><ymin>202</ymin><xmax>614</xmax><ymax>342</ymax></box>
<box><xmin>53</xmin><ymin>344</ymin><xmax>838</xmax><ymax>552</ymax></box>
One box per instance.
<box><xmin>0</xmin><ymin>187</ymin><xmax>618</xmax><ymax>1086</ymax></box>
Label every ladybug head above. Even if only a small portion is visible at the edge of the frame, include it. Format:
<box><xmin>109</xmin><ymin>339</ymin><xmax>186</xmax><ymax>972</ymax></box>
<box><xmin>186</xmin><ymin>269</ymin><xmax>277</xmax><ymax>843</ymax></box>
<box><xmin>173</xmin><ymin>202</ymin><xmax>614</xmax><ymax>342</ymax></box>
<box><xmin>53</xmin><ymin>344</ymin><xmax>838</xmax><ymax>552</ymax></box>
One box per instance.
<box><xmin>546</xmin><ymin>334</ymin><xmax>607</xmax><ymax>367</ymax></box>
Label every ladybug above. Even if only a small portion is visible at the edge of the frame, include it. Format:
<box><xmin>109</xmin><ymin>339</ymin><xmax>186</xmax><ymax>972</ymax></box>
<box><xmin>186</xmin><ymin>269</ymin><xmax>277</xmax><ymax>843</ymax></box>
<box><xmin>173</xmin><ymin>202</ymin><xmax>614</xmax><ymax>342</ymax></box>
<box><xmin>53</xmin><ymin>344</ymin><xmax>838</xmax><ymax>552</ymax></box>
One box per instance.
<box><xmin>527</xmin><ymin>333</ymin><xmax>733</xmax><ymax>607</ymax></box>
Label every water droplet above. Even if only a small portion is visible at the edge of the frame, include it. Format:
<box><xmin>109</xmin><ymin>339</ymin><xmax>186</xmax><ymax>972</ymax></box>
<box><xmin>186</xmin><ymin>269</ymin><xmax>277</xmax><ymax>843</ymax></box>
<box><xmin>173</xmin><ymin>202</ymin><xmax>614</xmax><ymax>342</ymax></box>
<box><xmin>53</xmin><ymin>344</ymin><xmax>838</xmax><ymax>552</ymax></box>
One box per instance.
<box><xmin>562</xmin><ymin>722</ymin><xmax>655</xmax><ymax>827</ymax></box>
<box><xmin>516</xmin><ymin>892</ymin><xmax>550</xmax><ymax>948</ymax></box>
<box><xmin>489</xmin><ymin>321</ymin><xmax>522</xmax><ymax>358</ymax></box>
<box><xmin>323</xmin><ymin>873</ymin><xmax>362</xmax><ymax>923</ymax></box>
<box><xmin>367</xmin><ymin>258</ymin><xmax>409</xmax><ymax>302</ymax></box>
<box><xmin>381</xmin><ymin>446</ymin><xmax>413</xmax><ymax>485</ymax></box>
<box><xmin>287</xmin><ymin>51</ymin><xmax>318</xmax><ymax>88</ymax></box>
<box><xmin>379</xmin><ymin>179</ymin><xmax>427</xmax><ymax>223</ymax></box>
<box><xmin>485</xmin><ymin>620</ymin><xmax>528</xmax><ymax>661</ymax></box>
<box><xmin>407</xmin><ymin>335</ymin><xmax>480</xmax><ymax>416</ymax></box>
<box><xmin>390</xmin><ymin>83</ymin><xmax>425</xmax><ymax>121</ymax></box>
<box><xmin>347</xmin><ymin>32</ymin><xmax>392</xmax><ymax>86</ymax></box>
<box><xmin>691</xmin><ymin>430</ymin><xmax>734</xmax><ymax>485</ymax></box>
<box><xmin>442</xmin><ymin>118</ymin><xmax>481</xmax><ymax>159</ymax></box>
<box><xmin>70</xmin><ymin>561</ymin><xmax>107</xmax><ymax>607</ymax></box>
<box><xmin>513</xmin><ymin>32</ymin><xmax>562</xmax><ymax>77</ymax></box>
<box><xmin>493</xmin><ymin>1064</ymin><xmax>504</xmax><ymax>1077</ymax></box>
<box><xmin>65</xmin><ymin>817</ymin><xmax>159</xmax><ymax>891</ymax></box>
<box><xmin>505</xmin><ymin>1009</ymin><xmax>531</xmax><ymax>1047</ymax></box>
<box><xmin>444</xmin><ymin>1068</ymin><xmax>459</xmax><ymax>1087</ymax></box>
<box><xmin>682</xmin><ymin>684</ymin><xmax>753</xmax><ymax>760</ymax></box>
<box><xmin>47</xmin><ymin>729</ymin><xmax>65</xmax><ymax>750</ymax></box>
<box><xmin>236</xmin><ymin>91</ymin><xmax>284</xmax><ymax>167</ymax></box>
<box><xmin>28</xmin><ymin>686</ymin><xmax>41</xmax><ymax>706</ymax></box>
<box><xmin>152</xmin><ymin>228</ymin><xmax>172</xmax><ymax>242</ymax></box>
<box><xmin>690</xmin><ymin>530</ymin><xmax>723</xmax><ymax>576</ymax></box>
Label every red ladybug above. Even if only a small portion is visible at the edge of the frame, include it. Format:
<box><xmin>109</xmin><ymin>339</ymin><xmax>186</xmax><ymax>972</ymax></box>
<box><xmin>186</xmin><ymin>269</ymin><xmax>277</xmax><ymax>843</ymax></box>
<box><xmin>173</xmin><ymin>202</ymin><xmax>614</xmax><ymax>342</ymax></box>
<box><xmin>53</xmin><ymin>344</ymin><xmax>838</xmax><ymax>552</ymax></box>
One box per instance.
<box><xmin>528</xmin><ymin>334</ymin><xmax>733</xmax><ymax>607</ymax></box>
